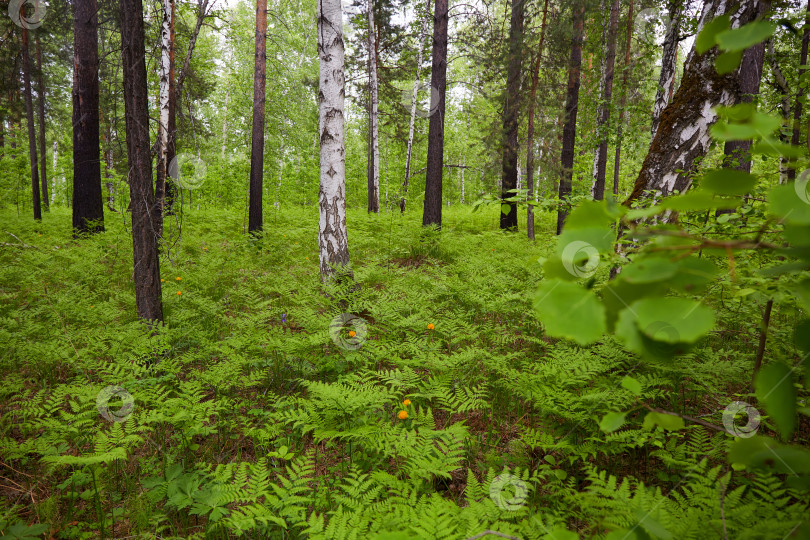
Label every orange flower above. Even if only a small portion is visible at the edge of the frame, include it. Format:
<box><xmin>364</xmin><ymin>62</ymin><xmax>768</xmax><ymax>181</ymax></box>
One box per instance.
<box><xmin>176</xmin><ymin>277</ymin><xmax>182</xmax><ymax>281</ymax></box>
<box><xmin>348</xmin><ymin>330</ymin><xmax>356</xmax><ymax>338</ymax></box>
<box><xmin>427</xmin><ymin>323</ymin><xmax>435</xmax><ymax>330</ymax></box>
<box><xmin>177</xmin><ymin>291</ymin><xmax>182</xmax><ymax>296</ymax></box>
<box><xmin>403</xmin><ymin>399</ymin><xmax>411</xmax><ymax>406</ymax></box>
<box><xmin>397</xmin><ymin>410</ymin><xmax>408</xmax><ymax>420</ymax></box>
<box><xmin>161</xmin><ymin>279</ymin><xmax>165</xmax><ymax>282</ymax></box>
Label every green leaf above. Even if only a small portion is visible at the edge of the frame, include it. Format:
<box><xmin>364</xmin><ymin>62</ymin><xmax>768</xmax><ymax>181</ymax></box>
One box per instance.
<box><xmin>620</xmin><ymin>257</ymin><xmax>679</xmax><ymax>284</ymax></box>
<box><xmin>769</xmin><ymin>183</ymin><xmax>810</xmax><ymax>224</ymax></box>
<box><xmin>755</xmin><ymin>362</ymin><xmax>797</xmax><ymax>441</ymax></box>
<box><xmin>696</xmin><ymin>15</ymin><xmax>730</xmax><ymax>54</ymax></box>
<box><xmin>715</xmin><ymin>50</ymin><xmax>743</xmax><ymax>74</ymax></box>
<box><xmin>500</xmin><ymin>204</ymin><xmax>511</xmax><ymax>215</ymax></box>
<box><xmin>543</xmin><ymin>529</ymin><xmax>579</xmax><ymax>540</ymax></box>
<box><xmin>633</xmin><ymin>297</ymin><xmax>715</xmax><ymax>343</ymax></box>
<box><xmin>642</xmin><ymin>411</ymin><xmax>685</xmax><ymax>431</ymax></box>
<box><xmin>633</xmin><ymin>508</ymin><xmax>674</xmax><ymax>539</ymax></box>
<box><xmin>715</xmin><ymin>21</ymin><xmax>777</xmax><ymax>52</ymax></box>
<box><xmin>701</xmin><ymin>169</ymin><xmax>757</xmax><ymax>195</ymax></box>
<box><xmin>534</xmin><ymin>280</ymin><xmax>607</xmax><ymax>345</ymax></box>
<box><xmin>564</xmin><ymin>199</ymin><xmax>625</xmax><ymax>229</ymax></box>
<box><xmin>621</xmin><ymin>376</ymin><xmax>643</xmax><ymax>395</ymax></box>
<box><xmin>600</xmin><ymin>411</ymin><xmax>627</xmax><ymax>433</ymax></box>
<box><xmin>728</xmin><ymin>436</ymin><xmax>810</xmax><ymax>474</ymax></box>
<box><xmin>659</xmin><ymin>190</ymin><xmax>739</xmax><ymax>211</ymax></box>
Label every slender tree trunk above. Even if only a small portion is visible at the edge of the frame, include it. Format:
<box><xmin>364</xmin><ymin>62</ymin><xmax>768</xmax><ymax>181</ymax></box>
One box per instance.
<box><xmin>768</xmin><ymin>39</ymin><xmax>792</xmax><ymax>184</ymax></box>
<box><xmin>556</xmin><ymin>1</ymin><xmax>585</xmax><ymax>235</ymax></box>
<box><xmin>401</xmin><ymin>0</ymin><xmax>431</xmax><ymax>212</ymax></box>
<box><xmin>788</xmin><ymin>0</ymin><xmax>810</xmax><ymax>180</ymax></box>
<box><xmin>121</xmin><ymin>0</ymin><xmax>163</xmax><ymax>323</ymax></box>
<box><xmin>21</xmin><ymin>28</ymin><xmax>41</xmax><ymax>221</ymax></box>
<box><xmin>367</xmin><ymin>0</ymin><xmax>380</xmax><ymax>213</ymax></box>
<box><xmin>525</xmin><ymin>0</ymin><xmax>549</xmax><ymax>240</ymax></box>
<box><xmin>500</xmin><ymin>0</ymin><xmax>525</xmax><ymax>230</ymax></box>
<box><xmin>72</xmin><ymin>0</ymin><xmax>105</xmax><ymax>233</ymax></box>
<box><xmin>35</xmin><ymin>35</ymin><xmax>48</xmax><ymax>210</ymax></box>
<box><xmin>221</xmin><ymin>85</ymin><xmax>230</xmax><ymax>159</ymax></box>
<box><xmin>423</xmin><ymin>0</ymin><xmax>448</xmax><ymax>228</ymax></box>
<box><xmin>317</xmin><ymin>0</ymin><xmax>352</xmax><ymax>281</ymax></box>
<box><xmin>155</xmin><ymin>0</ymin><xmax>172</xmax><ymax>238</ymax></box>
<box><xmin>612</xmin><ymin>0</ymin><xmax>634</xmax><ymax>196</ymax></box>
<box><xmin>592</xmin><ymin>0</ymin><xmax>620</xmax><ymax>200</ymax></box>
<box><xmin>624</xmin><ymin>0</ymin><xmax>763</xmax><ymax>206</ymax></box>
<box><xmin>651</xmin><ymin>0</ymin><xmax>683</xmax><ymax>142</ymax></box>
<box><xmin>248</xmin><ymin>0</ymin><xmax>267</xmax><ymax>234</ymax></box>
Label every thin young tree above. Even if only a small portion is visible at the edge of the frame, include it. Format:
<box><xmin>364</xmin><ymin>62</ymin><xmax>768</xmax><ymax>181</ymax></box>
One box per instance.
<box><xmin>556</xmin><ymin>1</ymin><xmax>585</xmax><ymax>235</ymax></box>
<box><xmin>525</xmin><ymin>0</ymin><xmax>549</xmax><ymax>240</ymax></box>
<box><xmin>35</xmin><ymin>35</ymin><xmax>48</xmax><ymax>210</ymax></box>
<box><xmin>367</xmin><ymin>0</ymin><xmax>380</xmax><ymax>213</ymax></box>
<box><xmin>317</xmin><ymin>0</ymin><xmax>352</xmax><ymax>281</ymax></box>
<box><xmin>612</xmin><ymin>0</ymin><xmax>634</xmax><ymax>196</ymax></box>
<box><xmin>248</xmin><ymin>0</ymin><xmax>267</xmax><ymax>234</ymax></box>
<box><xmin>121</xmin><ymin>0</ymin><xmax>163</xmax><ymax>322</ymax></box>
<box><xmin>21</xmin><ymin>26</ymin><xmax>41</xmax><ymax>220</ymax></box>
<box><xmin>788</xmin><ymin>0</ymin><xmax>810</xmax><ymax>179</ymax></box>
<box><xmin>72</xmin><ymin>0</ymin><xmax>105</xmax><ymax>233</ymax></box>
<box><xmin>591</xmin><ymin>0</ymin><xmax>620</xmax><ymax>201</ymax></box>
<box><xmin>500</xmin><ymin>0</ymin><xmax>525</xmax><ymax>230</ymax></box>
<box><xmin>423</xmin><ymin>0</ymin><xmax>448</xmax><ymax>228</ymax></box>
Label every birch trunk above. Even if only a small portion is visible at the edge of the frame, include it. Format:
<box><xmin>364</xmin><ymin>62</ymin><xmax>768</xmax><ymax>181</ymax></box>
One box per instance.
<box><xmin>221</xmin><ymin>86</ymin><xmax>229</xmax><ymax>159</ymax></box>
<box><xmin>248</xmin><ymin>0</ymin><xmax>267</xmax><ymax>234</ymax></box>
<box><xmin>400</xmin><ymin>0</ymin><xmax>431</xmax><ymax>212</ymax></box>
<box><xmin>367</xmin><ymin>0</ymin><xmax>380</xmax><ymax>213</ymax></box>
<box><xmin>155</xmin><ymin>0</ymin><xmax>171</xmax><ymax>237</ymax></box>
<box><xmin>318</xmin><ymin>0</ymin><xmax>352</xmax><ymax>281</ymax></box>
<box><xmin>592</xmin><ymin>0</ymin><xmax>620</xmax><ymax>200</ymax></box>
<box><xmin>650</xmin><ymin>0</ymin><xmax>683</xmax><ymax>142</ymax></box>
<box><xmin>625</xmin><ymin>0</ymin><xmax>764</xmax><ymax>205</ymax></box>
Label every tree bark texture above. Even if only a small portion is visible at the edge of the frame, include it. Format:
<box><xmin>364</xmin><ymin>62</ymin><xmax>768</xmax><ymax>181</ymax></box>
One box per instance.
<box><xmin>500</xmin><ymin>0</ymin><xmax>525</xmax><ymax>230</ymax></box>
<box><xmin>249</xmin><ymin>0</ymin><xmax>267</xmax><ymax>234</ymax></box>
<box><xmin>423</xmin><ymin>0</ymin><xmax>448</xmax><ymax>228</ymax></box>
<box><xmin>592</xmin><ymin>0</ymin><xmax>620</xmax><ymax>200</ymax></box>
<box><xmin>21</xmin><ymin>27</ymin><xmax>41</xmax><ymax>221</ymax></box>
<box><xmin>35</xmin><ymin>35</ymin><xmax>48</xmax><ymax>210</ymax></box>
<box><xmin>525</xmin><ymin>0</ymin><xmax>550</xmax><ymax>240</ymax></box>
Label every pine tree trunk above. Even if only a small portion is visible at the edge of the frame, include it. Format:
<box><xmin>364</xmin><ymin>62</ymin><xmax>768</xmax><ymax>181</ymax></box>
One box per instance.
<box><xmin>612</xmin><ymin>0</ymin><xmax>634</xmax><ymax>196</ymax></box>
<box><xmin>72</xmin><ymin>0</ymin><xmax>104</xmax><ymax>233</ymax></box>
<box><xmin>525</xmin><ymin>0</ymin><xmax>549</xmax><ymax>240</ymax></box>
<box><xmin>422</xmin><ymin>0</ymin><xmax>448</xmax><ymax>228</ymax></box>
<box><xmin>21</xmin><ymin>28</ymin><xmax>41</xmax><ymax>221</ymax></box>
<box><xmin>249</xmin><ymin>0</ymin><xmax>267</xmax><ymax>234</ymax></box>
<box><xmin>556</xmin><ymin>1</ymin><xmax>585</xmax><ymax>235</ymax></box>
<box><xmin>650</xmin><ymin>0</ymin><xmax>683</xmax><ymax>142</ymax></box>
<box><xmin>592</xmin><ymin>0</ymin><xmax>620</xmax><ymax>200</ymax></box>
<box><xmin>35</xmin><ymin>35</ymin><xmax>48</xmax><ymax>210</ymax></box>
<box><xmin>367</xmin><ymin>0</ymin><xmax>380</xmax><ymax>213</ymax></box>
<box><xmin>121</xmin><ymin>0</ymin><xmax>163</xmax><ymax>323</ymax></box>
<box><xmin>625</xmin><ymin>0</ymin><xmax>764</xmax><ymax>206</ymax></box>
<box><xmin>401</xmin><ymin>0</ymin><xmax>431</xmax><ymax>213</ymax></box>
<box><xmin>500</xmin><ymin>0</ymin><xmax>525</xmax><ymax>231</ymax></box>
<box><xmin>789</xmin><ymin>0</ymin><xmax>810</xmax><ymax>179</ymax></box>
<box><xmin>317</xmin><ymin>0</ymin><xmax>352</xmax><ymax>281</ymax></box>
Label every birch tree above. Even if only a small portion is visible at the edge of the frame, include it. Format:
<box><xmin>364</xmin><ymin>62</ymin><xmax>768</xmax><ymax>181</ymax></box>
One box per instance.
<box><xmin>317</xmin><ymin>0</ymin><xmax>352</xmax><ymax>281</ymax></box>
<box><xmin>367</xmin><ymin>0</ymin><xmax>379</xmax><ymax>213</ymax></box>
<box><xmin>650</xmin><ymin>0</ymin><xmax>683</xmax><ymax>142</ymax></box>
<box><xmin>155</xmin><ymin>0</ymin><xmax>172</xmax><ymax>238</ymax></box>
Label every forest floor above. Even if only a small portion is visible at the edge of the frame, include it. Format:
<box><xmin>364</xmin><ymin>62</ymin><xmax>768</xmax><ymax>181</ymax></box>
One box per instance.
<box><xmin>0</xmin><ymin>205</ymin><xmax>807</xmax><ymax>539</ymax></box>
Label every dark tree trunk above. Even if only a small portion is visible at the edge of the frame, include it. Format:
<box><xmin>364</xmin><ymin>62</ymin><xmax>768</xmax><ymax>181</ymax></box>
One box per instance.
<box><xmin>556</xmin><ymin>1</ymin><xmax>585</xmax><ymax>235</ymax></box>
<box><xmin>72</xmin><ymin>0</ymin><xmax>105</xmax><ymax>233</ymax></box>
<box><xmin>35</xmin><ymin>35</ymin><xmax>48</xmax><ymax>210</ymax></box>
<box><xmin>525</xmin><ymin>0</ymin><xmax>549</xmax><ymax>240</ymax></box>
<box><xmin>789</xmin><ymin>0</ymin><xmax>810</xmax><ymax>180</ymax></box>
<box><xmin>500</xmin><ymin>0</ymin><xmax>525</xmax><ymax>230</ymax></box>
<box><xmin>21</xmin><ymin>27</ymin><xmax>41</xmax><ymax>221</ymax></box>
<box><xmin>625</xmin><ymin>0</ymin><xmax>763</xmax><ymax>207</ymax></box>
<box><xmin>612</xmin><ymin>0</ymin><xmax>634</xmax><ymax>197</ymax></box>
<box><xmin>248</xmin><ymin>0</ymin><xmax>267</xmax><ymax>235</ymax></box>
<box><xmin>592</xmin><ymin>0</ymin><xmax>620</xmax><ymax>200</ymax></box>
<box><xmin>121</xmin><ymin>0</ymin><xmax>163</xmax><ymax>323</ymax></box>
<box><xmin>422</xmin><ymin>0</ymin><xmax>448</xmax><ymax>228</ymax></box>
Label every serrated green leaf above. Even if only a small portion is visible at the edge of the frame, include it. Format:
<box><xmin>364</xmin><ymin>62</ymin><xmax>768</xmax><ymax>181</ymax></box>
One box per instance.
<box><xmin>534</xmin><ymin>280</ymin><xmax>607</xmax><ymax>345</ymax></box>
<box><xmin>755</xmin><ymin>362</ymin><xmax>797</xmax><ymax>441</ymax></box>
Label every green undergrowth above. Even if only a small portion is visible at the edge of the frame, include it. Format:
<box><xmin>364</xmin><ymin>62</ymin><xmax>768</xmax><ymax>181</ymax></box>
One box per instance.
<box><xmin>0</xmin><ymin>205</ymin><xmax>806</xmax><ymax>539</ymax></box>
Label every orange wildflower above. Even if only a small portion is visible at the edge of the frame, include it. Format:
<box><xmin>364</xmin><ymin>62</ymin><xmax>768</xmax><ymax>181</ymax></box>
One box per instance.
<box><xmin>397</xmin><ymin>410</ymin><xmax>408</xmax><ymax>420</ymax></box>
<box><xmin>427</xmin><ymin>323</ymin><xmax>435</xmax><ymax>330</ymax></box>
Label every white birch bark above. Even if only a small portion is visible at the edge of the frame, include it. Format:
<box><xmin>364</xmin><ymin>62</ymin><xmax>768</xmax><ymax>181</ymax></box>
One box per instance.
<box><xmin>651</xmin><ymin>0</ymin><xmax>682</xmax><ymax>142</ymax></box>
<box><xmin>367</xmin><ymin>0</ymin><xmax>380</xmax><ymax>212</ymax></box>
<box><xmin>318</xmin><ymin>0</ymin><xmax>351</xmax><ymax>281</ymax></box>
<box><xmin>157</xmin><ymin>0</ymin><xmax>171</xmax><ymax>195</ymax></box>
